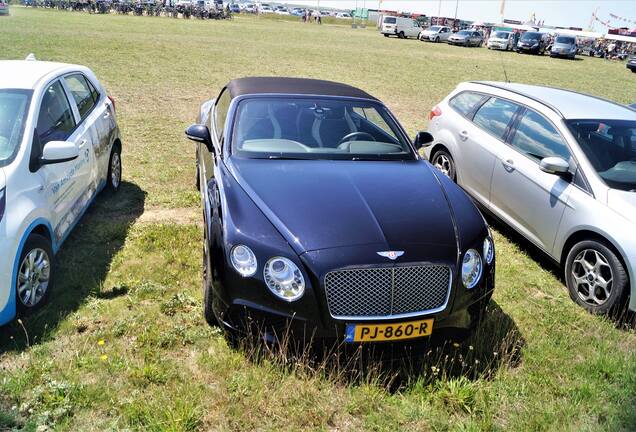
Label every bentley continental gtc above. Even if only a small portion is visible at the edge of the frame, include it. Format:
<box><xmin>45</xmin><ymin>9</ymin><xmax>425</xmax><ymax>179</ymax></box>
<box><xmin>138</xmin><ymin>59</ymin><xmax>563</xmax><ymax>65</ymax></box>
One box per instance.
<box><xmin>185</xmin><ymin>77</ymin><xmax>495</xmax><ymax>345</ymax></box>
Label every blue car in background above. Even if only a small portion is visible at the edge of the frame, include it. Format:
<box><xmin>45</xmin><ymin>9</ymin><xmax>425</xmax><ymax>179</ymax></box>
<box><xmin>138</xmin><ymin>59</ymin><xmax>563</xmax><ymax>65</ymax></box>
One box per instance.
<box><xmin>185</xmin><ymin>77</ymin><xmax>495</xmax><ymax>347</ymax></box>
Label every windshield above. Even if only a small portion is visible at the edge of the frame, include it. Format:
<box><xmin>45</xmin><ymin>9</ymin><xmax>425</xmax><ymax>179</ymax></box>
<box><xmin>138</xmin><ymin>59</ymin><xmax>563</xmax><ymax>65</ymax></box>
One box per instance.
<box><xmin>231</xmin><ymin>97</ymin><xmax>414</xmax><ymax>161</ymax></box>
<box><xmin>457</xmin><ymin>30</ymin><xmax>471</xmax><ymax>36</ymax></box>
<box><xmin>521</xmin><ymin>32</ymin><xmax>541</xmax><ymax>41</ymax></box>
<box><xmin>493</xmin><ymin>31</ymin><xmax>510</xmax><ymax>39</ymax></box>
<box><xmin>383</xmin><ymin>17</ymin><xmax>396</xmax><ymax>24</ymax></box>
<box><xmin>567</xmin><ymin>119</ymin><xmax>636</xmax><ymax>191</ymax></box>
<box><xmin>0</xmin><ymin>90</ymin><xmax>32</xmax><ymax>167</ymax></box>
<box><xmin>556</xmin><ymin>36</ymin><xmax>575</xmax><ymax>44</ymax></box>
<box><xmin>428</xmin><ymin>26</ymin><xmax>441</xmax><ymax>32</ymax></box>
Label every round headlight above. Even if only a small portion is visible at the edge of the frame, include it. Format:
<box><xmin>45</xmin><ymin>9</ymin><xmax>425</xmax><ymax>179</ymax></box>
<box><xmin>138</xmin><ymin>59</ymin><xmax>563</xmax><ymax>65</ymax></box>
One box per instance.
<box><xmin>230</xmin><ymin>245</ymin><xmax>257</xmax><ymax>277</ymax></box>
<box><xmin>483</xmin><ymin>237</ymin><xmax>494</xmax><ymax>265</ymax></box>
<box><xmin>264</xmin><ymin>257</ymin><xmax>305</xmax><ymax>301</ymax></box>
<box><xmin>462</xmin><ymin>249</ymin><xmax>483</xmax><ymax>289</ymax></box>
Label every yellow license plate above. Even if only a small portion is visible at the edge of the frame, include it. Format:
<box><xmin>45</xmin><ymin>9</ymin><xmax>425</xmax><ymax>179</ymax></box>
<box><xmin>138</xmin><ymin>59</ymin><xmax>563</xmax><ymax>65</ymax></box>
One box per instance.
<box><xmin>344</xmin><ymin>319</ymin><xmax>433</xmax><ymax>342</ymax></box>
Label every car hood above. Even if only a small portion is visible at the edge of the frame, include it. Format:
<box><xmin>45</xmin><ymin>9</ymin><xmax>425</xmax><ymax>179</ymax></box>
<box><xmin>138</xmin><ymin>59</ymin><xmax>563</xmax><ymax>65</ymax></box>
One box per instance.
<box><xmin>229</xmin><ymin>158</ymin><xmax>458</xmax><ymax>254</ymax></box>
<box><xmin>450</xmin><ymin>34</ymin><xmax>468</xmax><ymax>39</ymax></box>
<box><xmin>422</xmin><ymin>30</ymin><xmax>437</xmax><ymax>35</ymax></box>
<box><xmin>489</xmin><ymin>37</ymin><xmax>507</xmax><ymax>43</ymax></box>
<box><xmin>607</xmin><ymin>189</ymin><xmax>636</xmax><ymax>224</ymax></box>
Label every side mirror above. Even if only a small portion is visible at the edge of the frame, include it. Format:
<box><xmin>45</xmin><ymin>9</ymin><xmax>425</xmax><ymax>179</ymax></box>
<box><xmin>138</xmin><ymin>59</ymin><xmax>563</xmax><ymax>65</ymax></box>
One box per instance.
<box><xmin>539</xmin><ymin>156</ymin><xmax>570</xmax><ymax>175</ymax></box>
<box><xmin>40</xmin><ymin>141</ymin><xmax>79</xmax><ymax>165</ymax></box>
<box><xmin>413</xmin><ymin>131</ymin><xmax>434</xmax><ymax>150</ymax></box>
<box><xmin>185</xmin><ymin>124</ymin><xmax>214</xmax><ymax>153</ymax></box>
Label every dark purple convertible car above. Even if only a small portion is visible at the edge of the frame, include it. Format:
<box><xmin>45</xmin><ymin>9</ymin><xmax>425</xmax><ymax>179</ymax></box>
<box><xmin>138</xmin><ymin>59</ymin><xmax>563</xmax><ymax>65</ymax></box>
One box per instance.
<box><xmin>185</xmin><ymin>77</ymin><xmax>495</xmax><ymax>346</ymax></box>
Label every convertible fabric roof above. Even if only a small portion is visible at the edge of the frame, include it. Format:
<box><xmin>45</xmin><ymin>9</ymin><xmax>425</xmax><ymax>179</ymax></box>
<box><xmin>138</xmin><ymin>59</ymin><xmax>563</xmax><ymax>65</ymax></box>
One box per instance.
<box><xmin>226</xmin><ymin>77</ymin><xmax>379</xmax><ymax>101</ymax></box>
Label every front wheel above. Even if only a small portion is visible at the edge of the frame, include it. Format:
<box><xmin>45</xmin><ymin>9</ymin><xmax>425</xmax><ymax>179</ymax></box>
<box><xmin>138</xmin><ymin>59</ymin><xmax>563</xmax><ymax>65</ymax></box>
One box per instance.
<box><xmin>16</xmin><ymin>234</ymin><xmax>53</xmax><ymax>312</ymax></box>
<box><xmin>431</xmin><ymin>149</ymin><xmax>456</xmax><ymax>181</ymax></box>
<box><xmin>565</xmin><ymin>240</ymin><xmax>628</xmax><ymax>314</ymax></box>
<box><xmin>106</xmin><ymin>145</ymin><xmax>122</xmax><ymax>193</ymax></box>
<box><xmin>398</xmin><ymin>31</ymin><xmax>405</xmax><ymax>39</ymax></box>
<box><xmin>384</xmin><ymin>33</ymin><xmax>389</xmax><ymax>37</ymax></box>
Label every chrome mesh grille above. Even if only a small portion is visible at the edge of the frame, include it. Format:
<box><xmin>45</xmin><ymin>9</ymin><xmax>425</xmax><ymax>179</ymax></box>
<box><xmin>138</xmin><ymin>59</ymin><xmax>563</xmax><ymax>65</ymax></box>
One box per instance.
<box><xmin>324</xmin><ymin>265</ymin><xmax>451</xmax><ymax>319</ymax></box>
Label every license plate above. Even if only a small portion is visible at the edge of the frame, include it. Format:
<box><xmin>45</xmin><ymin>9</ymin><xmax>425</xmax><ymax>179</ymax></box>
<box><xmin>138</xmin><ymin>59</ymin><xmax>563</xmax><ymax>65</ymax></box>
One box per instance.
<box><xmin>344</xmin><ymin>318</ymin><xmax>433</xmax><ymax>342</ymax></box>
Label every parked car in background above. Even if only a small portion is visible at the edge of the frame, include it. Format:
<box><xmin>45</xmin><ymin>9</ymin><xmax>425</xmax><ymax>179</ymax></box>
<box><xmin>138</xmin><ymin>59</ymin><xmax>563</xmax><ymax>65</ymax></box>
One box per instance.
<box><xmin>259</xmin><ymin>4</ymin><xmax>273</xmax><ymax>13</ymax></box>
<box><xmin>448</xmin><ymin>30</ymin><xmax>484</xmax><ymax>47</ymax></box>
<box><xmin>290</xmin><ymin>7</ymin><xmax>304</xmax><ymax>16</ymax></box>
<box><xmin>517</xmin><ymin>31</ymin><xmax>549</xmax><ymax>54</ymax></box>
<box><xmin>0</xmin><ymin>1</ymin><xmax>9</xmax><ymax>16</ymax></box>
<box><xmin>381</xmin><ymin>16</ymin><xmax>421</xmax><ymax>39</ymax></box>
<box><xmin>335</xmin><ymin>12</ymin><xmax>351</xmax><ymax>19</ymax></box>
<box><xmin>186</xmin><ymin>77</ymin><xmax>495</xmax><ymax>346</ymax></box>
<box><xmin>274</xmin><ymin>5</ymin><xmax>288</xmax><ymax>15</ymax></box>
<box><xmin>487</xmin><ymin>31</ymin><xmax>515</xmax><ymax>50</ymax></box>
<box><xmin>627</xmin><ymin>54</ymin><xmax>636</xmax><ymax>73</ymax></box>
<box><xmin>419</xmin><ymin>25</ymin><xmax>452</xmax><ymax>43</ymax></box>
<box><xmin>229</xmin><ymin>3</ymin><xmax>240</xmax><ymax>13</ymax></box>
<box><xmin>550</xmin><ymin>35</ymin><xmax>577</xmax><ymax>59</ymax></box>
<box><xmin>0</xmin><ymin>56</ymin><xmax>122</xmax><ymax>326</ymax></box>
<box><xmin>425</xmin><ymin>81</ymin><xmax>636</xmax><ymax>315</ymax></box>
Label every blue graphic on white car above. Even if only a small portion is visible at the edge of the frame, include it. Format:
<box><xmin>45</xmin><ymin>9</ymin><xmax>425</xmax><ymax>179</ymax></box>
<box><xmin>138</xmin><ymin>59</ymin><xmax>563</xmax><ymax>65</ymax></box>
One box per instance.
<box><xmin>0</xmin><ymin>55</ymin><xmax>122</xmax><ymax>326</ymax></box>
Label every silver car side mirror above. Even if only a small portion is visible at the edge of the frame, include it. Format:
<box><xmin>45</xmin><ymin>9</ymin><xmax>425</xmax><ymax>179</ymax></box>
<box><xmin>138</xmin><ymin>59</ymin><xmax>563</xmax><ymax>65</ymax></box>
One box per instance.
<box><xmin>539</xmin><ymin>156</ymin><xmax>570</xmax><ymax>175</ymax></box>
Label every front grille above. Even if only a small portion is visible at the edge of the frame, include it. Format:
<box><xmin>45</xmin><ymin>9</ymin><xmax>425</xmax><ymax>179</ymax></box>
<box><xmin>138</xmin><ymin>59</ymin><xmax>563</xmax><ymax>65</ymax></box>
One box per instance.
<box><xmin>324</xmin><ymin>265</ymin><xmax>451</xmax><ymax>319</ymax></box>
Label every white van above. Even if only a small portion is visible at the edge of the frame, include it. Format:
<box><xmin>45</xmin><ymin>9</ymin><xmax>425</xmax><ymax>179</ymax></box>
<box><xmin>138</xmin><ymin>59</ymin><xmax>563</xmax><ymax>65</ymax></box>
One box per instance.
<box><xmin>381</xmin><ymin>16</ymin><xmax>421</xmax><ymax>39</ymax></box>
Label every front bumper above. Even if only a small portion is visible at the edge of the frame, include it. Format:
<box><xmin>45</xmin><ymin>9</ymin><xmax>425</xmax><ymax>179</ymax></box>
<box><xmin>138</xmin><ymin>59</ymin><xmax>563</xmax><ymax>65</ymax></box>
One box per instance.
<box><xmin>627</xmin><ymin>62</ymin><xmax>636</xmax><ymax>71</ymax></box>
<box><xmin>518</xmin><ymin>45</ymin><xmax>540</xmax><ymax>53</ymax></box>
<box><xmin>212</xmin><ymin>251</ymin><xmax>496</xmax><ymax>345</ymax></box>
<box><xmin>0</xmin><ymin>235</ymin><xmax>18</xmax><ymax>326</ymax></box>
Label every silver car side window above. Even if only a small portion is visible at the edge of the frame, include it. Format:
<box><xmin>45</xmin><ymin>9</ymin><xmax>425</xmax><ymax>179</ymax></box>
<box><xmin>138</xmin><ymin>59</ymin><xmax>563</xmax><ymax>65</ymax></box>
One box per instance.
<box><xmin>510</xmin><ymin>110</ymin><xmax>570</xmax><ymax>161</ymax></box>
<box><xmin>449</xmin><ymin>92</ymin><xmax>485</xmax><ymax>118</ymax></box>
<box><xmin>472</xmin><ymin>97</ymin><xmax>519</xmax><ymax>140</ymax></box>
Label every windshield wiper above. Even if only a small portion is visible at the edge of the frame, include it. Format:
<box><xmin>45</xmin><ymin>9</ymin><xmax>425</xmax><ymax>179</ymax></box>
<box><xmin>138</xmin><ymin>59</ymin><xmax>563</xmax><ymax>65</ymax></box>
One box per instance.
<box><xmin>266</xmin><ymin>155</ymin><xmax>309</xmax><ymax>160</ymax></box>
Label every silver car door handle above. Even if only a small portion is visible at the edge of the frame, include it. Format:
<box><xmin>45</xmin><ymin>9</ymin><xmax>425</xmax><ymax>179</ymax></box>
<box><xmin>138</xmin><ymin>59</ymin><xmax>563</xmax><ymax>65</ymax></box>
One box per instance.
<box><xmin>79</xmin><ymin>139</ymin><xmax>87</xmax><ymax>148</ymax></box>
<box><xmin>502</xmin><ymin>159</ymin><xmax>514</xmax><ymax>168</ymax></box>
<box><xmin>103</xmin><ymin>110</ymin><xmax>110</xmax><ymax>119</ymax></box>
<box><xmin>459</xmin><ymin>130</ymin><xmax>469</xmax><ymax>141</ymax></box>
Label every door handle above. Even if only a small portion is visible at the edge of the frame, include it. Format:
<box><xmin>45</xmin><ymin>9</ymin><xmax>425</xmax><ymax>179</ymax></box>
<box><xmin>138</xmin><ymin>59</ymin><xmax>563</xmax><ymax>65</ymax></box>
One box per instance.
<box><xmin>103</xmin><ymin>111</ymin><xmax>110</xmax><ymax>119</ymax></box>
<box><xmin>79</xmin><ymin>139</ymin><xmax>88</xmax><ymax>148</ymax></box>
<box><xmin>459</xmin><ymin>130</ymin><xmax>469</xmax><ymax>140</ymax></box>
<box><xmin>502</xmin><ymin>159</ymin><xmax>515</xmax><ymax>169</ymax></box>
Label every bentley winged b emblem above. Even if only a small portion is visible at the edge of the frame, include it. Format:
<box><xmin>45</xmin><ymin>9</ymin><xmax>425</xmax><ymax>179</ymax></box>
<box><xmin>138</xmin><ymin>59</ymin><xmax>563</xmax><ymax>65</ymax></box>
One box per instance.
<box><xmin>377</xmin><ymin>251</ymin><xmax>404</xmax><ymax>260</ymax></box>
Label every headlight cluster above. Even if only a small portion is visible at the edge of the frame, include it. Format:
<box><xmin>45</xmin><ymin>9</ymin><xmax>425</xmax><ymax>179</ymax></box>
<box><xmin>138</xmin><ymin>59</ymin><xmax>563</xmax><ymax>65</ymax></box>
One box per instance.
<box><xmin>461</xmin><ymin>249</ymin><xmax>482</xmax><ymax>289</ymax></box>
<box><xmin>264</xmin><ymin>257</ymin><xmax>305</xmax><ymax>301</ymax></box>
<box><xmin>483</xmin><ymin>237</ymin><xmax>494</xmax><ymax>265</ymax></box>
<box><xmin>461</xmin><ymin>237</ymin><xmax>494</xmax><ymax>289</ymax></box>
<box><xmin>230</xmin><ymin>245</ymin><xmax>305</xmax><ymax>301</ymax></box>
<box><xmin>230</xmin><ymin>245</ymin><xmax>258</xmax><ymax>277</ymax></box>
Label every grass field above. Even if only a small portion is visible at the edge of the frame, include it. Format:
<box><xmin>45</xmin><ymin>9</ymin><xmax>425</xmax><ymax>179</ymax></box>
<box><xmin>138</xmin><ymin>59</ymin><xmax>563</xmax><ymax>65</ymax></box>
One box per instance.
<box><xmin>1</xmin><ymin>7</ymin><xmax>636</xmax><ymax>431</ymax></box>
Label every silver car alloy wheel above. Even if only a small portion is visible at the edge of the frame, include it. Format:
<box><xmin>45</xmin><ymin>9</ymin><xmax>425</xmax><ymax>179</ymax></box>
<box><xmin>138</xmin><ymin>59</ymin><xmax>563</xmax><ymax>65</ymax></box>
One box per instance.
<box><xmin>571</xmin><ymin>249</ymin><xmax>614</xmax><ymax>306</ymax></box>
<box><xmin>18</xmin><ymin>248</ymin><xmax>51</xmax><ymax>307</ymax></box>
<box><xmin>433</xmin><ymin>154</ymin><xmax>452</xmax><ymax>177</ymax></box>
<box><xmin>111</xmin><ymin>151</ymin><xmax>121</xmax><ymax>188</ymax></box>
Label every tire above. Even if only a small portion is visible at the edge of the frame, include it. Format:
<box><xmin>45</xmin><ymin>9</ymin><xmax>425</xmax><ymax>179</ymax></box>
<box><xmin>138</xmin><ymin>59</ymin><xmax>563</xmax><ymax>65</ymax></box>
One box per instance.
<box><xmin>202</xmin><ymin>218</ymin><xmax>219</xmax><ymax>327</ymax></box>
<box><xmin>435</xmin><ymin>36</ymin><xmax>440</xmax><ymax>43</ymax></box>
<box><xmin>398</xmin><ymin>31</ymin><xmax>405</xmax><ymax>39</ymax></box>
<box><xmin>106</xmin><ymin>145</ymin><xmax>122</xmax><ymax>193</ymax></box>
<box><xmin>431</xmin><ymin>149</ymin><xmax>456</xmax><ymax>181</ymax></box>
<box><xmin>16</xmin><ymin>234</ymin><xmax>53</xmax><ymax>313</ymax></box>
<box><xmin>565</xmin><ymin>240</ymin><xmax>628</xmax><ymax>314</ymax></box>
<box><xmin>384</xmin><ymin>33</ymin><xmax>389</xmax><ymax>37</ymax></box>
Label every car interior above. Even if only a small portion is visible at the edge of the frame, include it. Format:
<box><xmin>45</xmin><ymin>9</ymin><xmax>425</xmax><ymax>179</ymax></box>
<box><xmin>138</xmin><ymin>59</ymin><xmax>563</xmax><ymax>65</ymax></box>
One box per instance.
<box><xmin>233</xmin><ymin>99</ymin><xmax>407</xmax><ymax>155</ymax></box>
<box><xmin>569</xmin><ymin>120</ymin><xmax>636</xmax><ymax>189</ymax></box>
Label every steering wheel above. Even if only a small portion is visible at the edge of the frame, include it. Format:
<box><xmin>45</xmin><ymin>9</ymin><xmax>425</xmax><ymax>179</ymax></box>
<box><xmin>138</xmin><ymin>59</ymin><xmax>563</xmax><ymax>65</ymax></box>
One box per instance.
<box><xmin>337</xmin><ymin>131</ymin><xmax>376</xmax><ymax>146</ymax></box>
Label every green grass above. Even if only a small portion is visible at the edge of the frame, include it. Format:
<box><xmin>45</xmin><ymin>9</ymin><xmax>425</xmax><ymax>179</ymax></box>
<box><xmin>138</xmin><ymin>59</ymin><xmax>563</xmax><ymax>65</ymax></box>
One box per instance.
<box><xmin>1</xmin><ymin>7</ymin><xmax>636</xmax><ymax>431</ymax></box>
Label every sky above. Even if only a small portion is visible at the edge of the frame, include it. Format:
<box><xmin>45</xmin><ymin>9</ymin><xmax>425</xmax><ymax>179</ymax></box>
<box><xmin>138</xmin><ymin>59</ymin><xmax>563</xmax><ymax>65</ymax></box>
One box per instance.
<box><xmin>303</xmin><ymin>1</ymin><xmax>636</xmax><ymax>30</ymax></box>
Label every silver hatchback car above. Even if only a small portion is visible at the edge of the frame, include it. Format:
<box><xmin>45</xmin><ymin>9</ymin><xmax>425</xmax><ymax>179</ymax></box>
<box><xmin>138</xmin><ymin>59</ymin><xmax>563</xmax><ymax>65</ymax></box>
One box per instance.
<box><xmin>425</xmin><ymin>81</ymin><xmax>636</xmax><ymax>314</ymax></box>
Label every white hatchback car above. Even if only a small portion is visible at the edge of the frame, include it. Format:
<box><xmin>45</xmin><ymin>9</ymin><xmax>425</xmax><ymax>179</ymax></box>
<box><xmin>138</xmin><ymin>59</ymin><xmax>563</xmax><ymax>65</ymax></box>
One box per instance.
<box><xmin>0</xmin><ymin>57</ymin><xmax>121</xmax><ymax>325</ymax></box>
